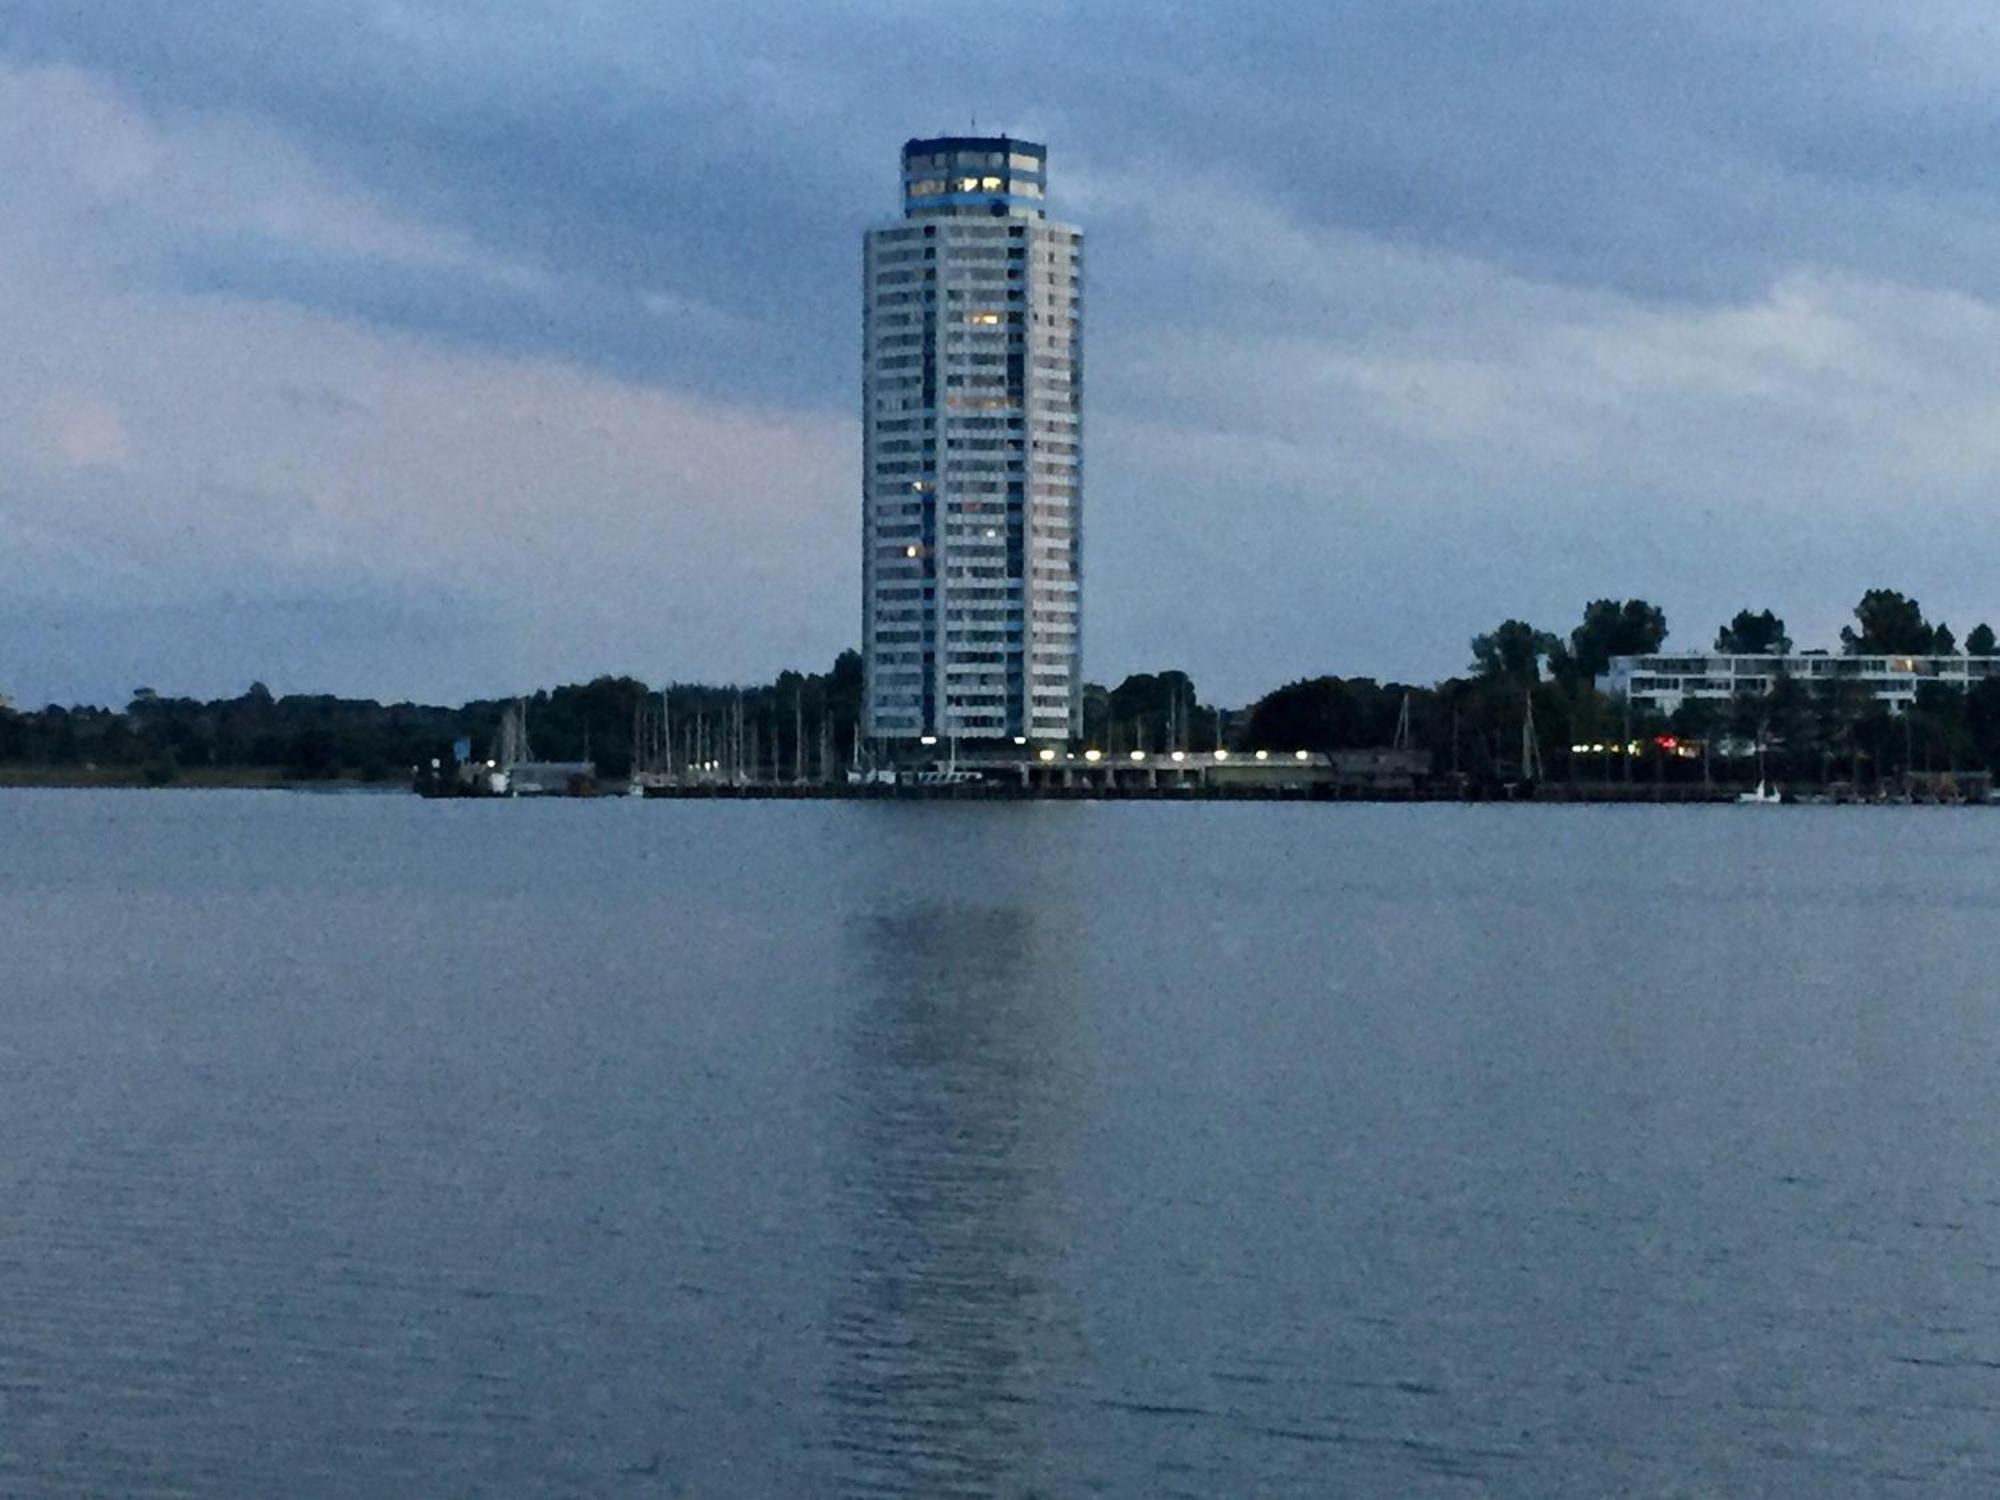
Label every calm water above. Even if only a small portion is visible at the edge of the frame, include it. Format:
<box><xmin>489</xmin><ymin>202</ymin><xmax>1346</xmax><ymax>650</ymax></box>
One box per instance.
<box><xmin>2</xmin><ymin>793</ymin><xmax>1999</xmax><ymax>1496</ymax></box>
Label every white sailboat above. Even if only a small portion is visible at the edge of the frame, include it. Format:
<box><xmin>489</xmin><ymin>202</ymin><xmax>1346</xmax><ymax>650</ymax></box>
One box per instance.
<box><xmin>1737</xmin><ymin>742</ymin><xmax>1781</xmax><ymax>804</ymax></box>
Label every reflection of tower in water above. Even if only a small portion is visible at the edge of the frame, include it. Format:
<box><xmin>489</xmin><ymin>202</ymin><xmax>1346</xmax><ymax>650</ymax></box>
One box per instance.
<box><xmin>822</xmin><ymin>902</ymin><xmax>1088</xmax><ymax>1497</ymax></box>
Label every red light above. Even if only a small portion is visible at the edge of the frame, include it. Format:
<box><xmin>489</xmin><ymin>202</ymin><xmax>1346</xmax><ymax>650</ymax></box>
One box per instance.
<box><xmin>1655</xmin><ymin>735</ymin><xmax>1677</xmax><ymax>749</ymax></box>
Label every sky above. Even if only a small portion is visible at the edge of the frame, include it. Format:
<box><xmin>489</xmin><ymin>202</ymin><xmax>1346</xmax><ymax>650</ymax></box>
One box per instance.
<box><xmin>7</xmin><ymin>2</ymin><xmax>2000</xmax><ymax>708</ymax></box>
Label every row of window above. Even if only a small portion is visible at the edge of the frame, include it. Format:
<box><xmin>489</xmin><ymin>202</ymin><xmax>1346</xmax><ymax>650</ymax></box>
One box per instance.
<box><xmin>871</xmin><ymin>221</ymin><xmax>1077</xmax><ymax>243</ymax></box>
<box><xmin>930</xmin><ymin>244</ymin><xmax>1029</xmax><ymax>261</ymax></box>
<box><xmin>869</xmin><ymin>255</ymin><xmax>1074</xmax><ymax>282</ymax></box>
<box><xmin>907</xmin><ymin>175</ymin><xmax>1046</xmax><ymax>198</ymax></box>
<box><xmin>904</xmin><ymin>149</ymin><xmax>1043</xmax><ymax>173</ymax></box>
<box><xmin>869</xmin><ymin>283</ymin><xmax>1075</xmax><ymax>308</ymax></box>
<box><xmin>1626</xmin><ymin>655</ymin><xmax>1996</xmax><ymax>676</ymax></box>
<box><xmin>868</xmin><ymin>255</ymin><xmax>1078</xmax><ymax>279</ymax></box>
<box><xmin>869</xmin><ymin>278</ymin><xmax>1071</xmax><ymax>305</ymax></box>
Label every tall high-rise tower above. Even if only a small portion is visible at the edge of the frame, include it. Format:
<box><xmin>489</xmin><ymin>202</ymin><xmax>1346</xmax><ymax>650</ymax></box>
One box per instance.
<box><xmin>862</xmin><ymin>135</ymin><xmax>1083</xmax><ymax>749</ymax></box>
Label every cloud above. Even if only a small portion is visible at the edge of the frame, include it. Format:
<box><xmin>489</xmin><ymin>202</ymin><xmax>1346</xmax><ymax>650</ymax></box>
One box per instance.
<box><xmin>0</xmin><ymin>61</ymin><xmax>477</xmax><ymax>275</ymax></box>
<box><xmin>7</xmin><ymin>8</ymin><xmax>2000</xmax><ymax>705</ymax></box>
<box><xmin>1084</xmin><ymin>170</ymin><xmax>2000</xmax><ymax>689</ymax></box>
<box><xmin>30</xmin><ymin>390</ymin><xmax>133</xmax><ymax>471</ymax></box>
<box><xmin>0</xmin><ymin>59</ymin><xmax>852</xmax><ymax>705</ymax></box>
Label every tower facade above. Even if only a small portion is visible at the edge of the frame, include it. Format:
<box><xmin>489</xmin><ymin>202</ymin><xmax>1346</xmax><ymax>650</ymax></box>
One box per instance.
<box><xmin>862</xmin><ymin>135</ymin><xmax>1083</xmax><ymax>748</ymax></box>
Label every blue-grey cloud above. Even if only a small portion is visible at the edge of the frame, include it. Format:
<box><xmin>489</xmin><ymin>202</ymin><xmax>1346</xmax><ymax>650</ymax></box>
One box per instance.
<box><xmin>8</xmin><ymin>3</ymin><xmax>2000</xmax><ymax>708</ymax></box>
<box><xmin>33</xmin><ymin>18</ymin><xmax>2000</xmax><ymax>212</ymax></box>
<box><xmin>22</xmin><ymin>0</ymin><xmax>2000</xmax><ymax>394</ymax></box>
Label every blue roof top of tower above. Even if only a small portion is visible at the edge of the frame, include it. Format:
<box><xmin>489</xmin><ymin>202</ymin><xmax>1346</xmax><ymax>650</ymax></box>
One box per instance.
<box><xmin>899</xmin><ymin>134</ymin><xmax>1050</xmax><ymax>220</ymax></box>
<box><xmin>903</xmin><ymin>135</ymin><xmax>1046</xmax><ymax>160</ymax></box>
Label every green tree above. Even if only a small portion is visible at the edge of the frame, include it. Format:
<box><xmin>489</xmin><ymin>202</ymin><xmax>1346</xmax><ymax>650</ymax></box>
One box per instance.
<box><xmin>1965</xmin><ymin>677</ymin><xmax>2000</xmax><ymax>768</ymax></box>
<box><xmin>1669</xmin><ymin>694</ymin><xmax>1720</xmax><ymax>744</ymax></box>
<box><xmin>1080</xmin><ymin>683</ymin><xmax>1111</xmax><ymax>746</ymax></box>
<box><xmin>1715</xmin><ymin>609</ymin><xmax>1790</xmax><ymax>654</ymax></box>
<box><xmin>1912</xmin><ymin>680</ymin><xmax>1970</xmax><ymax>770</ymax></box>
<box><xmin>1813</xmin><ymin>675</ymin><xmax>1873</xmax><ymax>784</ymax></box>
<box><xmin>1471</xmin><ymin>620</ymin><xmax>1559</xmax><ymax>682</ymax></box>
<box><xmin>1841</xmin><ymin>589</ymin><xmax>1943</xmax><ymax>655</ymax></box>
<box><xmin>1848</xmin><ymin>700</ymin><xmax>1896</xmax><ymax>779</ymax></box>
<box><xmin>1967</xmin><ymin>623</ymin><xmax>1997</xmax><ymax>657</ymax></box>
<box><xmin>1763</xmin><ymin>668</ymin><xmax>1816</xmax><ymax>778</ymax></box>
<box><xmin>1107</xmin><ymin>671</ymin><xmax>1208</xmax><ymax>752</ymax></box>
<box><xmin>1245</xmin><ymin>677</ymin><xmax>1369</xmax><ymax>752</ymax></box>
<box><xmin>1567</xmin><ymin>599</ymin><xmax>1668</xmax><ymax>680</ymax></box>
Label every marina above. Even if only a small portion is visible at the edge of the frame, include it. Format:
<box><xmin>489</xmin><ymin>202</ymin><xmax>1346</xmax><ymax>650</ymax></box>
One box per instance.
<box><xmin>414</xmin><ymin>694</ymin><xmax>1998</xmax><ymax>803</ymax></box>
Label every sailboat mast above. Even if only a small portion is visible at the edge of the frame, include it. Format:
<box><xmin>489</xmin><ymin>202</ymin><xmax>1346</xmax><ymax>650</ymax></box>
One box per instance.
<box><xmin>1521</xmin><ymin>690</ymin><xmax>1543</xmax><ymax>782</ymax></box>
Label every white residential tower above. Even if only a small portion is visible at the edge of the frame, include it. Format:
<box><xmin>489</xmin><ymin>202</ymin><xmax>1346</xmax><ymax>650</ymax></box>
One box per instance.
<box><xmin>862</xmin><ymin>135</ymin><xmax>1083</xmax><ymax>748</ymax></box>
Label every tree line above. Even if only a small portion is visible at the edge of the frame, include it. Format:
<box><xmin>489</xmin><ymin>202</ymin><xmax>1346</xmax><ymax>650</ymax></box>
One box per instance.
<box><xmin>1230</xmin><ymin>588</ymin><xmax>2000</xmax><ymax>788</ymax></box>
<box><xmin>5</xmin><ymin>588</ymin><xmax>1998</xmax><ymax>786</ymax></box>
<box><xmin>0</xmin><ymin>655</ymin><xmax>865</xmax><ymax>785</ymax></box>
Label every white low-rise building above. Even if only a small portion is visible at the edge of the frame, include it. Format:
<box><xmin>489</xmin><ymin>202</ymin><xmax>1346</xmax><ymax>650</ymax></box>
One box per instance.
<box><xmin>1600</xmin><ymin>652</ymin><xmax>2000</xmax><ymax>715</ymax></box>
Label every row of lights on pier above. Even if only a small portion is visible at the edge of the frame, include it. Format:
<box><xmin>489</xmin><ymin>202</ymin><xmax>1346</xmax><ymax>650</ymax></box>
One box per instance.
<box><xmin>914</xmin><ymin>734</ymin><xmax>1312</xmax><ymax>764</ymax></box>
<box><xmin>1035</xmin><ymin>748</ymin><xmax>1312</xmax><ymax>764</ymax></box>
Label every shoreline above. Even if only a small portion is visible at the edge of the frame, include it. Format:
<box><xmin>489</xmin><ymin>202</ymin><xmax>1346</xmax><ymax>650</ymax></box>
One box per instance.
<box><xmin>0</xmin><ymin>766</ymin><xmax>384</xmax><ymax>791</ymax></box>
<box><xmin>2</xmin><ymin>767</ymin><xmax>1989</xmax><ymax>805</ymax></box>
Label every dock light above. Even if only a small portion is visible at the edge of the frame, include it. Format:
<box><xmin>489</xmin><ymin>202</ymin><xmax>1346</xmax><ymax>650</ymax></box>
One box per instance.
<box><xmin>430</xmin><ymin>758</ymin><xmax>441</xmax><ymax>769</ymax></box>
<box><xmin>920</xmin><ymin>735</ymin><xmax>938</xmax><ymax>746</ymax></box>
<box><xmin>1214</xmin><ymin>749</ymin><xmax>1230</xmax><ymax>761</ymax></box>
<box><xmin>1295</xmin><ymin>750</ymin><xmax>1310</xmax><ymax>761</ymax></box>
<box><xmin>1013</xmin><ymin>736</ymin><xmax>1028</xmax><ymax>745</ymax></box>
<box><xmin>1037</xmin><ymin>748</ymin><xmax>1057</xmax><ymax>762</ymax></box>
<box><xmin>486</xmin><ymin>759</ymin><xmax>497</xmax><ymax>769</ymax></box>
<box><xmin>1571</xmin><ymin>744</ymin><xmax>1589</xmax><ymax>755</ymax></box>
<box><xmin>1130</xmin><ymin>750</ymin><xmax>1146</xmax><ymax>762</ymax></box>
<box><xmin>1171</xmin><ymin>750</ymin><xmax>1186</xmax><ymax>762</ymax></box>
<box><xmin>1255</xmin><ymin>750</ymin><xmax>1269</xmax><ymax>761</ymax></box>
<box><xmin>1084</xmin><ymin>749</ymin><xmax>1102</xmax><ymax>762</ymax></box>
